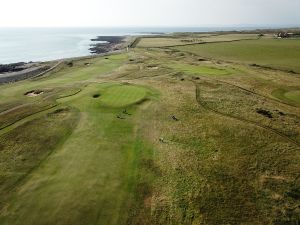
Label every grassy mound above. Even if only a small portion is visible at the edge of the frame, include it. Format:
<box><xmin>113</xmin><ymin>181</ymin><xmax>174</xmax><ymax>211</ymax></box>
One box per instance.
<box><xmin>272</xmin><ymin>87</ymin><xmax>300</xmax><ymax>106</ymax></box>
<box><xmin>285</xmin><ymin>90</ymin><xmax>300</xmax><ymax>104</ymax></box>
<box><xmin>99</xmin><ymin>85</ymin><xmax>148</xmax><ymax>108</ymax></box>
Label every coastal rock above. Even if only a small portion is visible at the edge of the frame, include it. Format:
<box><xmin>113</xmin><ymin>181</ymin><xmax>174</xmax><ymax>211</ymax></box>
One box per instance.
<box><xmin>89</xmin><ymin>36</ymin><xmax>126</xmax><ymax>54</ymax></box>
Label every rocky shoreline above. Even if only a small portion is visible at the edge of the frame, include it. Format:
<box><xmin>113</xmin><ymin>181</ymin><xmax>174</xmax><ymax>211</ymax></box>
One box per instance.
<box><xmin>89</xmin><ymin>36</ymin><xmax>127</xmax><ymax>54</ymax></box>
<box><xmin>0</xmin><ymin>62</ymin><xmax>52</xmax><ymax>84</ymax></box>
<box><xmin>0</xmin><ymin>35</ymin><xmax>132</xmax><ymax>84</ymax></box>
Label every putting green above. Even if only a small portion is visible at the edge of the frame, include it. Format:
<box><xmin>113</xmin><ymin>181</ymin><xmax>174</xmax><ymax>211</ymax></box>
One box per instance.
<box><xmin>284</xmin><ymin>90</ymin><xmax>300</xmax><ymax>104</ymax></box>
<box><xmin>272</xmin><ymin>88</ymin><xmax>300</xmax><ymax>105</ymax></box>
<box><xmin>99</xmin><ymin>85</ymin><xmax>148</xmax><ymax>108</ymax></box>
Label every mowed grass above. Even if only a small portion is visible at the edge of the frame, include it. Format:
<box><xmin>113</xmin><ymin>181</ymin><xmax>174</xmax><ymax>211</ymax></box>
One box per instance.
<box><xmin>99</xmin><ymin>85</ymin><xmax>148</xmax><ymax>107</ymax></box>
<box><xmin>0</xmin><ymin>107</ymin><xmax>79</xmax><ymax>207</ymax></box>
<box><xmin>174</xmin><ymin>39</ymin><xmax>300</xmax><ymax>73</ymax></box>
<box><xmin>137</xmin><ymin>37</ymin><xmax>202</xmax><ymax>48</ymax></box>
<box><xmin>0</xmin><ymin>54</ymin><xmax>127</xmax><ymax>105</ymax></box>
<box><xmin>0</xmin><ymin>54</ymin><xmax>158</xmax><ymax>224</ymax></box>
<box><xmin>198</xmin><ymin>33</ymin><xmax>259</xmax><ymax>42</ymax></box>
<box><xmin>272</xmin><ymin>87</ymin><xmax>300</xmax><ymax>106</ymax></box>
<box><xmin>285</xmin><ymin>90</ymin><xmax>300</xmax><ymax>103</ymax></box>
<box><xmin>0</xmin><ymin>82</ymin><xmax>158</xmax><ymax>225</ymax></box>
<box><xmin>136</xmin><ymin>34</ymin><xmax>259</xmax><ymax>48</ymax></box>
<box><xmin>167</xmin><ymin>63</ymin><xmax>234</xmax><ymax>76</ymax></box>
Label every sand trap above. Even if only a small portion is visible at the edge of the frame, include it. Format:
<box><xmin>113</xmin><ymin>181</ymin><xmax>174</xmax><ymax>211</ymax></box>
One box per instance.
<box><xmin>25</xmin><ymin>90</ymin><xmax>44</xmax><ymax>97</ymax></box>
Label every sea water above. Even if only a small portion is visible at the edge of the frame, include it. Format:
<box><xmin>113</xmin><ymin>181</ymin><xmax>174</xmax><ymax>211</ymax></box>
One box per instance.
<box><xmin>0</xmin><ymin>26</ymin><xmax>262</xmax><ymax>64</ymax></box>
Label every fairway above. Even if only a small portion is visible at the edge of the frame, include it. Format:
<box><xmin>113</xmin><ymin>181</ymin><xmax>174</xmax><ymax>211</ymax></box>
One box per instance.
<box><xmin>99</xmin><ymin>85</ymin><xmax>148</xmax><ymax>107</ymax></box>
<box><xmin>167</xmin><ymin>63</ymin><xmax>234</xmax><ymax>76</ymax></box>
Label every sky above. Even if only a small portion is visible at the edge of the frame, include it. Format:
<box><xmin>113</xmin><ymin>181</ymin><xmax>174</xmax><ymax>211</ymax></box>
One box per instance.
<box><xmin>0</xmin><ymin>0</ymin><xmax>299</xmax><ymax>27</ymax></box>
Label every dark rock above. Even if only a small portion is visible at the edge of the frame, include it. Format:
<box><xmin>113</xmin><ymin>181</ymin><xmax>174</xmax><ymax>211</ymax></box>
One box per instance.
<box><xmin>89</xmin><ymin>36</ymin><xmax>126</xmax><ymax>54</ymax></box>
<box><xmin>0</xmin><ymin>62</ymin><xmax>26</xmax><ymax>73</ymax></box>
<box><xmin>66</xmin><ymin>61</ymin><xmax>73</xmax><ymax>67</ymax></box>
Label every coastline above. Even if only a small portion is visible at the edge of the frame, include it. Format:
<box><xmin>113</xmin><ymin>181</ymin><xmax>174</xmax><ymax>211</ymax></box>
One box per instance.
<box><xmin>0</xmin><ymin>35</ymin><xmax>135</xmax><ymax>84</ymax></box>
<box><xmin>1</xmin><ymin>27</ymin><xmax>299</xmax><ymax>84</ymax></box>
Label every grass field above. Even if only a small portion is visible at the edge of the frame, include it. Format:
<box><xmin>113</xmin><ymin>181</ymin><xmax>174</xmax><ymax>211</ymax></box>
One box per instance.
<box><xmin>272</xmin><ymin>87</ymin><xmax>300</xmax><ymax>106</ymax></box>
<box><xmin>167</xmin><ymin>63</ymin><xmax>235</xmax><ymax>76</ymax></box>
<box><xmin>174</xmin><ymin>39</ymin><xmax>300</xmax><ymax>73</ymax></box>
<box><xmin>136</xmin><ymin>34</ymin><xmax>260</xmax><ymax>48</ymax></box>
<box><xmin>0</xmin><ymin>32</ymin><xmax>299</xmax><ymax>225</ymax></box>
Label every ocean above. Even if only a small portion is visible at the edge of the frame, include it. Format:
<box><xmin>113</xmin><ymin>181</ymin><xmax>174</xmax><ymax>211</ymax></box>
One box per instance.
<box><xmin>0</xmin><ymin>26</ymin><xmax>268</xmax><ymax>64</ymax></box>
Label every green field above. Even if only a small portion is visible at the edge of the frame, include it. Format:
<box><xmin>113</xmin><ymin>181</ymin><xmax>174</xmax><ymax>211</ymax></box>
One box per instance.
<box><xmin>272</xmin><ymin>87</ymin><xmax>300</xmax><ymax>106</ymax></box>
<box><xmin>174</xmin><ymin>39</ymin><xmax>300</xmax><ymax>73</ymax></box>
<box><xmin>167</xmin><ymin>63</ymin><xmax>235</xmax><ymax>76</ymax></box>
<box><xmin>0</xmin><ymin>32</ymin><xmax>299</xmax><ymax>225</ymax></box>
<box><xmin>285</xmin><ymin>90</ymin><xmax>300</xmax><ymax>103</ymax></box>
<box><xmin>136</xmin><ymin>34</ymin><xmax>259</xmax><ymax>48</ymax></box>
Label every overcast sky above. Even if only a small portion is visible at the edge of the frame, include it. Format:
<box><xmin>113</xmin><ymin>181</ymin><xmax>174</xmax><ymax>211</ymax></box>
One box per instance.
<box><xmin>0</xmin><ymin>0</ymin><xmax>299</xmax><ymax>27</ymax></box>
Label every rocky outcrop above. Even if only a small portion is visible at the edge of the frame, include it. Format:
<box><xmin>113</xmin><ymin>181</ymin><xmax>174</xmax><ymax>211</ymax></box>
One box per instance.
<box><xmin>89</xmin><ymin>36</ymin><xmax>126</xmax><ymax>54</ymax></box>
<box><xmin>0</xmin><ymin>62</ymin><xmax>26</xmax><ymax>73</ymax></box>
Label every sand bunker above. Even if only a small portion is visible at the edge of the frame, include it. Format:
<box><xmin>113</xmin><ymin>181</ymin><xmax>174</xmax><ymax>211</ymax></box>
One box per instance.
<box><xmin>25</xmin><ymin>90</ymin><xmax>44</xmax><ymax>97</ymax></box>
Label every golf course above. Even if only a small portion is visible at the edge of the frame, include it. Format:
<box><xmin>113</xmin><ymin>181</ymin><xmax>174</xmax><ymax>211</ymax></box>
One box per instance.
<box><xmin>0</xmin><ymin>33</ymin><xmax>299</xmax><ymax>225</ymax></box>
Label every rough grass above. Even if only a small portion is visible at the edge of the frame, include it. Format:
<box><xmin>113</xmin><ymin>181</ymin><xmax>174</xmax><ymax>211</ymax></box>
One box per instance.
<box><xmin>140</xmin><ymin>79</ymin><xmax>300</xmax><ymax>225</ymax></box>
<box><xmin>174</xmin><ymin>39</ymin><xmax>300</xmax><ymax>73</ymax></box>
<box><xmin>0</xmin><ymin>107</ymin><xmax>79</xmax><ymax>209</ymax></box>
